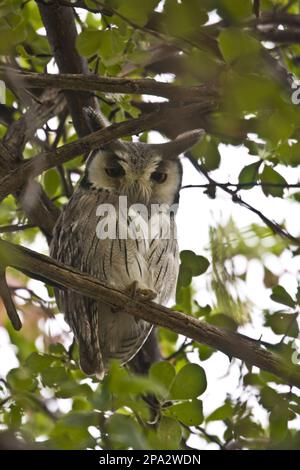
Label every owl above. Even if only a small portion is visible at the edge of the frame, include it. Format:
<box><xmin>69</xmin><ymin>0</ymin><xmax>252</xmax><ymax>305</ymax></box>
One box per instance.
<box><xmin>50</xmin><ymin>108</ymin><xmax>202</xmax><ymax>379</ymax></box>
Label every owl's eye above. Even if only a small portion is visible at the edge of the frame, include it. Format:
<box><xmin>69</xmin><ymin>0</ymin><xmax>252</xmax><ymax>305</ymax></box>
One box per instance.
<box><xmin>105</xmin><ymin>165</ymin><xmax>125</xmax><ymax>178</ymax></box>
<box><xmin>151</xmin><ymin>172</ymin><xmax>167</xmax><ymax>184</ymax></box>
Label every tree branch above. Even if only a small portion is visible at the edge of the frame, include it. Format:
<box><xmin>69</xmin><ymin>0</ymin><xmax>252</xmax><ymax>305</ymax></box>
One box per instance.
<box><xmin>0</xmin><ymin>224</ymin><xmax>35</xmax><ymax>233</ymax></box>
<box><xmin>37</xmin><ymin>1</ymin><xmax>98</xmax><ymax>137</ymax></box>
<box><xmin>0</xmin><ymin>238</ymin><xmax>300</xmax><ymax>388</ymax></box>
<box><xmin>0</xmin><ymin>69</ymin><xmax>217</xmax><ymax>103</ymax></box>
<box><xmin>0</xmin><ymin>267</ymin><xmax>21</xmax><ymax>330</ymax></box>
<box><xmin>181</xmin><ymin>182</ymin><xmax>300</xmax><ymax>190</ymax></box>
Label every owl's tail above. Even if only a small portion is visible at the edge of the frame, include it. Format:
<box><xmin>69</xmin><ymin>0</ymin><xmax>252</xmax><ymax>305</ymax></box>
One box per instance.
<box><xmin>79</xmin><ymin>342</ymin><xmax>105</xmax><ymax>380</ymax></box>
<box><xmin>77</xmin><ymin>314</ymin><xmax>105</xmax><ymax>380</ymax></box>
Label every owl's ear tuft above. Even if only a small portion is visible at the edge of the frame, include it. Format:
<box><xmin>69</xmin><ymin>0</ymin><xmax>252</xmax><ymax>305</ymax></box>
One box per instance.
<box><xmin>83</xmin><ymin>107</ymin><xmax>107</xmax><ymax>132</ymax></box>
<box><xmin>160</xmin><ymin>129</ymin><xmax>205</xmax><ymax>159</ymax></box>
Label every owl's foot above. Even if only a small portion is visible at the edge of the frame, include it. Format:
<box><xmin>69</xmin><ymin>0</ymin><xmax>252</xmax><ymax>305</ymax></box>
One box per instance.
<box><xmin>126</xmin><ymin>281</ymin><xmax>157</xmax><ymax>301</ymax></box>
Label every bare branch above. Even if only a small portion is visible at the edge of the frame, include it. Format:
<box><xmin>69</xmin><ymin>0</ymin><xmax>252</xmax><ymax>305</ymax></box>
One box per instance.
<box><xmin>0</xmin><ymin>268</ymin><xmax>21</xmax><ymax>330</ymax></box>
<box><xmin>37</xmin><ymin>0</ymin><xmax>98</xmax><ymax>137</ymax></box>
<box><xmin>181</xmin><ymin>182</ymin><xmax>300</xmax><ymax>190</ymax></box>
<box><xmin>0</xmin><ymin>224</ymin><xmax>35</xmax><ymax>233</ymax></box>
<box><xmin>0</xmin><ymin>68</ymin><xmax>216</xmax><ymax>103</ymax></box>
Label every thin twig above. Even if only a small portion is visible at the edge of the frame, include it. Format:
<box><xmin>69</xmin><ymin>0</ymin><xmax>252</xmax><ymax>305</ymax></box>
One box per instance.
<box><xmin>0</xmin><ymin>223</ymin><xmax>36</xmax><ymax>233</ymax></box>
<box><xmin>0</xmin><ymin>268</ymin><xmax>22</xmax><ymax>330</ymax></box>
<box><xmin>181</xmin><ymin>182</ymin><xmax>300</xmax><ymax>190</ymax></box>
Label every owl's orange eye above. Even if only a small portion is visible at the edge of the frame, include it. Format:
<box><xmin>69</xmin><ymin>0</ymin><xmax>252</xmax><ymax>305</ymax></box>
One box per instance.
<box><xmin>105</xmin><ymin>165</ymin><xmax>125</xmax><ymax>178</ymax></box>
<box><xmin>151</xmin><ymin>172</ymin><xmax>167</xmax><ymax>184</ymax></box>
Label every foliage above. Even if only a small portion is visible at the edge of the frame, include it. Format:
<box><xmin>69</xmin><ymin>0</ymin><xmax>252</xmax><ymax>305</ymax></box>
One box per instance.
<box><xmin>0</xmin><ymin>0</ymin><xmax>300</xmax><ymax>450</ymax></box>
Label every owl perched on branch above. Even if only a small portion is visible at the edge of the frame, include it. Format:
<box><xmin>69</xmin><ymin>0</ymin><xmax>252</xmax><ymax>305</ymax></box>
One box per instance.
<box><xmin>50</xmin><ymin>108</ymin><xmax>202</xmax><ymax>379</ymax></box>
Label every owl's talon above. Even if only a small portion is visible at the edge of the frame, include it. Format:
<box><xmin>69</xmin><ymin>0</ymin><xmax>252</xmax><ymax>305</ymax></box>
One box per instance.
<box><xmin>126</xmin><ymin>281</ymin><xmax>157</xmax><ymax>301</ymax></box>
<box><xmin>136</xmin><ymin>288</ymin><xmax>157</xmax><ymax>301</ymax></box>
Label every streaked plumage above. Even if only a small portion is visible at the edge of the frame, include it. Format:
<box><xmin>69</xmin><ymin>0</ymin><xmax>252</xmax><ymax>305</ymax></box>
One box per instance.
<box><xmin>50</xmin><ymin>109</ymin><xmax>202</xmax><ymax>378</ymax></box>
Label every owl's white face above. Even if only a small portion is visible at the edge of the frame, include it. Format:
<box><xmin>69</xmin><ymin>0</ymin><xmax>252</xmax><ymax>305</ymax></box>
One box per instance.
<box><xmin>86</xmin><ymin>142</ymin><xmax>182</xmax><ymax>206</ymax></box>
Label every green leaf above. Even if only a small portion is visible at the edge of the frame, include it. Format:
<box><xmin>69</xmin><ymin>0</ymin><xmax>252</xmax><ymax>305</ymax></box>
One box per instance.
<box><xmin>98</xmin><ymin>29</ymin><xmax>127</xmax><ymax>67</ymax></box>
<box><xmin>76</xmin><ymin>29</ymin><xmax>102</xmax><ymax>57</ymax></box>
<box><xmin>238</xmin><ymin>161</ymin><xmax>262</xmax><ymax>189</ymax></box>
<box><xmin>170</xmin><ymin>363</ymin><xmax>207</xmax><ymax>400</ymax></box>
<box><xmin>40</xmin><ymin>366</ymin><xmax>70</xmax><ymax>388</ymax></box>
<box><xmin>277</xmin><ymin>142</ymin><xmax>300</xmax><ymax>167</ymax></box>
<box><xmin>197</xmin><ymin>344</ymin><xmax>215</xmax><ymax>361</ymax></box>
<box><xmin>57</xmin><ymin>382</ymin><xmax>93</xmax><ymax>399</ymax></box>
<box><xmin>164</xmin><ymin>0</ymin><xmax>208</xmax><ymax>36</ymax></box>
<box><xmin>149</xmin><ymin>362</ymin><xmax>176</xmax><ymax>399</ymax></box>
<box><xmin>260</xmin><ymin>166</ymin><xmax>287</xmax><ymax>198</ymax></box>
<box><xmin>206</xmin><ymin>313</ymin><xmax>238</xmax><ymax>331</ymax></box>
<box><xmin>265</xmin><ymin>312</ymin><xmax>299</xmax><ymax>338</ymax></box>
<box><xmin>270</xmin><ymin>404</ymin><xmax>289</xmax><ymax>442</ymax></box>
<box><xmin>165</xmin><ymin>399</ymin><xmax>204</xmax><ymax>426</ymax></box>
<box><xmin>107</xmin><ymin>413</ymin><xmax>147</xmax><ymax>449</ymax></box>
<box><xmin>206</xmin><ymin>401</ymin><xmax>233</xmax><ymax>422</ymax></box>
<box><xmin>49</xmin><ymin>343</ymin><xmax>67</xmax><ymax>355</ymax></box>
<box><xmin>77</xmin><ymin>27</ymin><xmax>127</xmax><ymax>64</ymax></box>
<box><xmin>118</xmin><ymin>0</ymin><xmax>160</xmax><ymax>27</ymax></box>
<box><xmin>243</xmin><ymin>373</ymin><xmax>265</xmax><ymax>387</ymax></box>
<box><xmin>236</xmin><ymin>417</ymin><xmax>263</xmax><ymax>439</ymax></box>
<box><xmin>191</xmin><ymin>136</ymin><xmax>221</xmax><ymax>171</ymax></box>
<box><xmin>219</xmin><ymin>28</ymin><xmax>260</xmax><ymax>63</ymax></box>
<box><xmin>8</xmin><ymin>404</ymin><xmax>23</xmax><ymax>428</ymax></box>
<box><xmin>50</xmin><ymin>412</ymin><xmax>97</xmax><ymax>450</ymax></box>
<box><xmin>43</xmin><ymin>169</ymin><xmax>61</xmax><ymax>198</ymax></box>
<box><xmin>26</xmin><ymin>352</ymin><xmax>58</xmax><ymax>373</ymax></box>
<box><xmin>217</xmin><ymin>0</ymin><xmax>253</xmax><ymax>23</ymax></box>
<box><xmin>259</xmin><ymin>110</ymin><xmax>295</xmax><ymax>143</ymax></box>
<box><xmin>260</xmin><ymin>386</ymin><xmax>284</xmax><ymax>411</ymax></box>
<box><xmin>270</xmin><ymin>285</ymin><xmax>296</xmax><ymax>308</ymax></box>
<box><xmin>108</xmin><ymin>361</ymin><xmax>163</xmax><ymax>396</ymax></box>
<box><xmin>7</xmin><ymin>367</ymin><xmax>37</xmax><ymax>392</ymax></box>
<box><xmin>0</xmin><ymin>16</ymin><xmax>27</xmax><ymax>54</ymax></box>
<box><xmin>180</xmin><ymin>250</ymin><xmax>210</xmax><ymax>277</ymax></box>
<box><xmin>60</xmin><ymin>411</ymin><xmax>98</xmax><ymax>428</ymax></box>
<box><xmin>156</xmin><ymin>417</ymin><xmax>182</xmax><ymax>450</ymax></box>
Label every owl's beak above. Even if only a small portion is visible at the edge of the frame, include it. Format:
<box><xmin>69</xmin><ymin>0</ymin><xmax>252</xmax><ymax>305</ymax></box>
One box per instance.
<box><xmin>125</xmin><ymin>180</ymin><xmax>151</xmax><ymax>205</ymax></box>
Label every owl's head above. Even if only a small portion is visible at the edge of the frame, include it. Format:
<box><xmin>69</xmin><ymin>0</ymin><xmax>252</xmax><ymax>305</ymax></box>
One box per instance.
<box><xmin>82</xmin><ymin>108</ymin><xmax>203</xmax><ymax>205</ymax></box>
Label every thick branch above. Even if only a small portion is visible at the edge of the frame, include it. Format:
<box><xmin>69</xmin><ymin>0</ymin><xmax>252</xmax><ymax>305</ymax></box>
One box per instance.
<box><xmin>38</xmin><ymin>1</ymin><xmax>98</xmax><ymax>137</ymax></box>
<box><xmin>0</xmin><ymin>69</ymin><xmax>216</xmax><ymax>103</ymax></box>
<box><xmin>0</xmin><ymin>238</ymin><xmax>300</xmax><ymax>389</ymax></box>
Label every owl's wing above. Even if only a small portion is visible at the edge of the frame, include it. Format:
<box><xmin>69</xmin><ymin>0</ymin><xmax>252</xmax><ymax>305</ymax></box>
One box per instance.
<box><xmin>50</xmin><ymin>188</ymin><xmax>108</xmax><ymax>377</ymax></box>
<box><xmin>146</xmin><ymin>215</ymin><xmax>179</xmax><ymax>305</ymax></box>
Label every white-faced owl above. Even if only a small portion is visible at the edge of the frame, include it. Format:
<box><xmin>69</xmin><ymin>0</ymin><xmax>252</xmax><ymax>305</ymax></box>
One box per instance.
<box><xmin>50</xmin><ymin>108</ymin><xmax>202</xmax><ymax>378</ymax></box>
